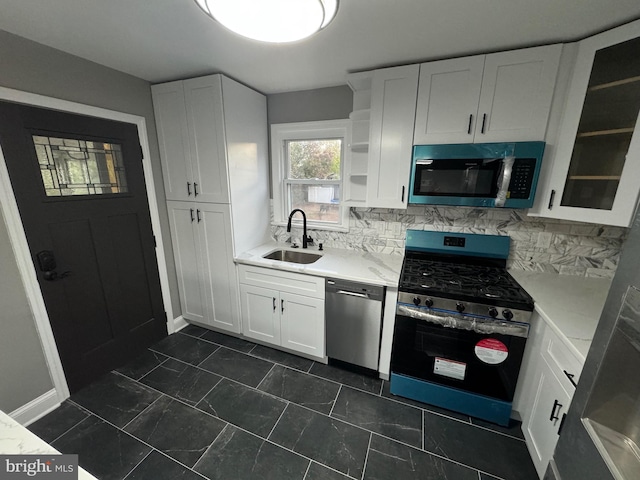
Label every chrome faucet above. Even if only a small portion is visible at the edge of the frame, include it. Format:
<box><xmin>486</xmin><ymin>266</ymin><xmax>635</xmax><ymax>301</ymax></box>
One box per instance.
<box><xmin>287</xmin><ymin>209</ymin><xmax>312</xmax><ymax>249</ymax></box>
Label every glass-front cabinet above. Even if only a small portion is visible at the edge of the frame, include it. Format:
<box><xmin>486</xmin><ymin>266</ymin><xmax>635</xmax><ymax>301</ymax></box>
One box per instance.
<box><xmin>533</xmin><ymin>20</ymin><xmax>640</xmax><ymax>227</ymax></box>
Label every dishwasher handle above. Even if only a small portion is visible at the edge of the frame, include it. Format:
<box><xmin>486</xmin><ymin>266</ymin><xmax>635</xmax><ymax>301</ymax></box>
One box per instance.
<box><xmin>336</xmin><ymin>290</ymin><xmax>370</xmax><ymax>299</ymax></box>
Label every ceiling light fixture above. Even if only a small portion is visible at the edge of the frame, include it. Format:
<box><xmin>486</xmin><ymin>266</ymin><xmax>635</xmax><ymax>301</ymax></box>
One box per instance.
<box><xmin>194</xmin><ymin>0</ymin><xmax>339</xmax><ymax>43</ymax></box>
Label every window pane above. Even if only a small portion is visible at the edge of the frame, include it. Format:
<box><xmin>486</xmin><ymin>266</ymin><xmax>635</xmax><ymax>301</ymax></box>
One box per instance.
<box><xmin>287</xmin><ymin>139</ymin><xmax>342</xmax><ymax>180</ymax></box>
<box><xmin>289</xmin><ymin>183</ymin><xmax>340</xmax><ymax>223</ymax></box>
<box><xmin>33</xmin><ymin>135</ymin><xmax>129</xmax><ymax>197</ymax></box>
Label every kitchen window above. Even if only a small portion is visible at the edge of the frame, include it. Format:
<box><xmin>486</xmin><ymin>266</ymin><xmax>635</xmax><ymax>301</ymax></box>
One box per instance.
<box><xmin>271</xmin><ymin>120</ymin><xmax>351</xmax><ymax>231</ymax></box>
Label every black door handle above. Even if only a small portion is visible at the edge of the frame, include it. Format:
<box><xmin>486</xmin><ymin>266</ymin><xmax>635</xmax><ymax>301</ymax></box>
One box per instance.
<box><xmin>563</xmin><ymin>370</ymin><xmax>577</xmax><ymax>388</ymax></box>
<box><xmin>190</xmin><ymin>208</ymin><xmax>195</xmax><ymax>223</ymax></box>
<box><xmin>467</xmin><ymin>114</ymin><xmax>473</xmax><ymax>135</ymax></box>
<box><xmin>194</xmin><ymin>182</ymin><xmax>199</xmax><ymax>196</ymax></box>
<box><xmin>187</xmin><ymin>182</ymin><xmax>192</xmax><ymax>196</ymax></box>
<box><xmin>36</xmin><ymin>250</ymin><xmax>70</xmax><ymax>281</ymax></box>
<box><xmin>273</xmin><ymin>297</ymin><xmax>276</xmax><ymax>312</ymax></box>
<box><xmin>281</xmin><ymin>299</ymin><xmax>284</xmax><ymax>313</ymax></box>
<box><xmin>550</xmin><ymin>399</ymin><xmax>562</xmax><ymax>422</ymax></box>
<box><xmin>196</xmin><ymin>209</ymin><xmax>201</xmax><ymax>223</ymax></box>
<box><xmin>481</xmin><ymin>113</ymin><xmax>487</xmax><ymax>134</ymax></box>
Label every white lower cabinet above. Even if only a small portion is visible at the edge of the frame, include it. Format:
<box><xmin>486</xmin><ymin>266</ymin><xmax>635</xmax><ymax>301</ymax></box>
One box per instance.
<box><xmin>525</xmin><ymin>357</ymin><xmax>572</xmax><ymax>478</ymax></box>
<box><xmin>516</xmin><ymin>313</ymin><xmax>583</xmax><ymax>478</ymax></box>
<box><xmin>167</xmin><ymin>201</ymin><xmax>241</xmax><ymax>334</ymax></box>
<box><xmin>238</xmin><ymin>265</ymin><xmax>325</xmax><ymax>359</ymax></box>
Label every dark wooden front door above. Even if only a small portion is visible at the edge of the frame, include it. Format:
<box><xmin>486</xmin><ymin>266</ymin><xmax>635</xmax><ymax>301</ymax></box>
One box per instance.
<box><xmin>0</xmin><ymin>101</ymin><xmax>167</xmax><ymax>393</ymax></box>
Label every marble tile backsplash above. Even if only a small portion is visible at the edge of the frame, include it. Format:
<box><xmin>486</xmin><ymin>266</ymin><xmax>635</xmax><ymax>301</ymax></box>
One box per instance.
<box><xmin>272</xmin><ymin>205</ymin><xmax>628</xmax><ymax>278</ymax></box>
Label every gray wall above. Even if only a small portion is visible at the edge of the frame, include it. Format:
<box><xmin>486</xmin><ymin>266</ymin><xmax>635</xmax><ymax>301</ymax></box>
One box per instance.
<box><xmin>0</xmin><ymin>209</ymin><xmax>53</xmax><ymax>412</ymax></box>
<box><xmin>0</xmin><ymin>30</ymin><xmax>178</xmax><ymax>412</ymax></box>
<box><xmin>550</xmin><ymin>199</ymin><xmax>640</xmax><ymax>478</ymax></box>
<box><xmin>267</xmin><ymin>85</ymin><xmax>353</xmax><ymax>125</ymax></box>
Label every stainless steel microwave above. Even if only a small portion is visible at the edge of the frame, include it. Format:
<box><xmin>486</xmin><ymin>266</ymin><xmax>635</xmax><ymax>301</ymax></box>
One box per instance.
<box><xmin>409</xmin><ymin>142</ymin><xmax>545</xmax><ymax>208</ymax></box>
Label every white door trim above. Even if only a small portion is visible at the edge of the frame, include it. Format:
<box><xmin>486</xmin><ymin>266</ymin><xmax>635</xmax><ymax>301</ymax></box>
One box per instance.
<box><xmin>0</xmin><ymin>86</ymin><xmax>175</xmax><ymax>406</ymax></box>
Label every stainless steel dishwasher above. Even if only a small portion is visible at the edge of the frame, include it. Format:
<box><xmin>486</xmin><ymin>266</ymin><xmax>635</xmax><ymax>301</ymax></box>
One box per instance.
<box><xmin>325</xmin><ymin>278</ymin><xmax>385</xmax><ymax>372</ymax></box>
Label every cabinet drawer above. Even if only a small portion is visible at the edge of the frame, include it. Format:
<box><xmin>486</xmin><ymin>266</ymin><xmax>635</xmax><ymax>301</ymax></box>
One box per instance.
<box><xmin>541</xmin><ymin>326</ymin><xmax>583</xmax><ymax>388</ymax></box>
<box><xmin>238</xmin><ymin>265</ymin><xmax>324</xmax><ymax>299</ymax></box>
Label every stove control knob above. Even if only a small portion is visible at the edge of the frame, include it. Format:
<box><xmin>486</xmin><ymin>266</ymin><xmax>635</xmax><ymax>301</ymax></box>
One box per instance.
<box><xmin>424</xmin><ymin>298</ymin><xmax>434</xmax><ymax>308</ymax></box>
<box><xmin>413</xmin><ymin>297</ymin><xmax>421</xmax><ymax>306</ymax></box>
<box><xmin>488</xmin><ymin>307</ymin><xmax>499</xmax><ymax>318</ymax></box>
<box><xmin>456</xmin><ymin>302</ymin><xmax>465</xmax><ymax>313</ymax></box>
<box><xmin>502</xmin><ymin>309</ymin><xmax>514</xmax><ymax>321</ymax></box>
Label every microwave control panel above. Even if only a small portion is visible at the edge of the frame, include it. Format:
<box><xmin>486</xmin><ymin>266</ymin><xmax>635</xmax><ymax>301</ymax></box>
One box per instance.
<box><xmin>507</xmin><ymin>158</ymin><xmax>536</xmax><ymax>199</ymax></box>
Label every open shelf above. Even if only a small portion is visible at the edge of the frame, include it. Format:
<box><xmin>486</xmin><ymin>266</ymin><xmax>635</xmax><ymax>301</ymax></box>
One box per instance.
<box><xmin>589</xmin><ymin>75</ymin><xmax>640</xmax><ymax>92</ymax></box>
<box><xmin>568</xmin><ymin>175</ymin><xmax>622</xmax><ymax>180</ymax></box>
<box><xmin>577</xmin><ymin>128</ymin><xmax>634</xmax><ymax>138</ymax></box>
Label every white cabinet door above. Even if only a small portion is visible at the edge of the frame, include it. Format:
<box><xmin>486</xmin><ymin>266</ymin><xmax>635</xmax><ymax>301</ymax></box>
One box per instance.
<box><xmin>183</xmin><ymin>76</ymin><xmax>230</xmax><ymax>204</ymax></box>
<box><xmin>413</xmin><ymin>45</ymin><xmax>560</xmax><ymax>145</ymax></box>
<box><xmin>525</xmin><ymin>358</ymin><xmax>572</xmax><ymax>478</ymax></box>
<box><xmin>530</xmin><ymin>22</ymin><xmax>640</xmax><ymax>227</ymax></box>
<box><xmin>166</xmin><ymin>201</ymin><xmax>206</xmax><ymax>323</ymax></box>
<box><xmin>414</xmin><ymin>56</ymin><xmax>484</xmax><ymax>144</ymax></box>
<box><xmin>240</xmin><ymin>284</ymin><xmax>281</xmax><ymax>345</ymax></box>
<box><xmin>280</xmin><ymin>292</ymin><xmax>325</xmax><ymax>358</ymax></box>
<box><xmin>197</xmin><ymin>203</ymin><xmax>240</xmax><ymax>334</ymax></box>
<box><xmin>367</xmin><ymin>65</ymin><xmax>419</xmax><ymax>209</ymax></box>
<box><xmin>152</xmin><ymin>82</ymin><xmax>192</xmax><ymax>202</ymax></box>
<box><xmin>477</xmin><ymin>45</ymin><xmax>562</xmax><ymax>142</ymax></box>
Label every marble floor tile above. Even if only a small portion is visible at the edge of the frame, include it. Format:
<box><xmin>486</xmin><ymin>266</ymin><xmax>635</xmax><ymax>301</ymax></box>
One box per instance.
<box><xmin>270</xmin><ymin>403</ymin><xmax>370</xmax><ymax>478</ymax></box>
<box><xmin>198</xmin><ymin>346</ymin><xmax>274</xmax><ymax>387</ymax></box>
<box><xmin>115</xmin><ymin>349</ymin><xmax>168</xmax><ymax>381</ymax></box>
<box><xmin>124</xmin><ymin>395</ymin><xmax>226</xmax><ymax>467</ymax></box>
<box><xmin>258</xmin><ymin>365</ymin><xmax>339</xmax><ymax>414</ymax></box>
<box><xmin>179</xmin><ymin>324</ymin><xmax>210</xmax><ymax>338</ymax></box>
<box><xmin>363</xmin><ymin>434</ymin><xmax>478</xmax><ymax>480</ymax></box>
<box><xmin>423</xmin><ymin>411</ymin><xmax>538</xmax><ymax>480</ymax></box>
<box><xmin>250</xmin><ymin>344</ymin><xmax>314</xmax><ymax>372</ymax></box>
<box><xmin>52</xmin><ymin>415</ymin><xmax>151</xmax><ymax>480</ymax></box>
<box><xmin>70</xmin><ymin>372</ymin><xmax>160</xmax><ymax>427</ymax></box>
<box><xmin>196</xmin><ymin>378</ymin><xmax>287</xmax><ymax>437</ymax></box>
<box><xmin>331</xmin><ymin>386</ymin><xmax>423</xmax><ymax>448</ymax></box>
<box><xmin>309</xmin><ymin>362</ymin><xmax>382</xmax><ymax>394</ymax></box>
<box><xmin>470</xmin><ymin>416</ymin><xmax>525</xmax><ymax>440</ymax></box>
<box><xmin>305</xmin><ymin>462</ymin><xmax>352</xmax><ymax>480</ymax></box>
<box><xmin>150</xmin><ymin>333</ymin><xmax>220</xmax><ymax>365</ymax></box>
<box><xmin>201</xmin><ymin>330</ymin><xmax>257</xmax><ymax>353</ymax></box>
<box><xmin>195</xmin><ymin>424</ymin><xmax>309</xmax><ymax>480</ymax></box>
<box><xmin>139</xmin><ymin>357</ymin><xmax>222</xmax><ymax>405</ymax></box>
<box><xmin>27</xmin><ymin>401</ymin><xmax>89</xmax><ymax>443</ymax></box>
<box><xmin>125</xmin><ymin>450</ymin><xmax>205</xmax><ymax>480</ymax></box>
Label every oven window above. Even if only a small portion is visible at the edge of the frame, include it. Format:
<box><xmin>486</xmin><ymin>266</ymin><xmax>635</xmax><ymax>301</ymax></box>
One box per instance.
<box><xmin>414</xmin><ymin>158</ymin><xmax>501</xmax><ymax>197</ymax></box>
<box><xmin>391</xmin><ymin>315</ymin><xmax>526</xmax><ymax>401</ymax></box>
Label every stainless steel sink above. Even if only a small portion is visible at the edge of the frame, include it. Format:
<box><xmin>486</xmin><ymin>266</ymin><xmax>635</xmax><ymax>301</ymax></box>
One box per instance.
<box><xmin>263</xmin><ymin>249</ymin><xmax>322</xmax><ymax>264</ymax></box>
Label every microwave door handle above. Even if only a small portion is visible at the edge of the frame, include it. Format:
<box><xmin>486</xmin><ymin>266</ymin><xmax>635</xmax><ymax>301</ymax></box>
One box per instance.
<box><xmin>494</xmin><ymin>156</ymin><xmax>515</xmax><ymax>207</ymax></box>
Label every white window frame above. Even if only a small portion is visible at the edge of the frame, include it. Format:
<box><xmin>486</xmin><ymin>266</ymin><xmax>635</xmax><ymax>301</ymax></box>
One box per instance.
<box><xmin>271</xmin><ymin>119</ymin><xmax>351</xmax><ymax>232</ymax></box>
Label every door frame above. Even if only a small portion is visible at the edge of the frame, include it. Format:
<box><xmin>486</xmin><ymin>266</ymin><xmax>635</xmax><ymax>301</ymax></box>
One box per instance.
<box><xmin>0</xmin><ymin>86</ymin><xmax>175</xmax><ymax>409</ymax></box>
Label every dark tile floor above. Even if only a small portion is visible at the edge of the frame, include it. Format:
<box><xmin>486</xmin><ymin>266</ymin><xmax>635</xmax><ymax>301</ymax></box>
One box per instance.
<box><xmin>28</xmin><ymin>325</ymin><xmax>538</xmax><ymax>480</ymax></box>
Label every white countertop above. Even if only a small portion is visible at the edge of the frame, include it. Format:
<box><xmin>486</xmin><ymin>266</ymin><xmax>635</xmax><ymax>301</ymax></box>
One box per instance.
<box><xmin>236</xmin><ymin>242</ymin><xmax>403</xmax><ymax>288</ymax></box>
<box><xmin>509</xmin><ymin>270</ymin><xmax>612</xmax><ymax>362</ymax></box>
<box><xmin>0</xmin><ymin>411</ymin><xmax>97</xmax><ymax>479</ymax></box>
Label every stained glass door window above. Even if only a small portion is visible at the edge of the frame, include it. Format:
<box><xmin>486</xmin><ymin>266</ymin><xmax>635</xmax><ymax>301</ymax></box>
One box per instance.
<box><xmin>33</xmin><ymin>135</ymin><xmax>128</xmax><ymax>196</ymax></box>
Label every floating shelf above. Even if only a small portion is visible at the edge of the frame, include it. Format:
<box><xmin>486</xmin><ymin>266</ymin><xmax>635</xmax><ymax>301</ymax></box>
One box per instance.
<box><xmin>568</xmin><ymin>175</ymin><xmax>622</xmax><ymax>180</ymax></box>
<box><xmin>349</xmin><ymin>173</ymin><xmax>368</xmax><ymax>178</ymax></box>
<box><xmin>588</xmin><ymin>75</ymin><xmax>640</xmax><ymax>92</ymax></box>
<box><xmin>577</xmin><ymin>127</ymin><xmax>634</xmax><ymax>138</ymax></box>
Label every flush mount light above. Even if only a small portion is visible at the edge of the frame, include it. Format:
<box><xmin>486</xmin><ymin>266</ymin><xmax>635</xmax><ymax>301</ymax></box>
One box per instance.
<box><xmin>194</xmin><ymin>0</ymin><xmax>338</xmax><ymax>43</ymax></box>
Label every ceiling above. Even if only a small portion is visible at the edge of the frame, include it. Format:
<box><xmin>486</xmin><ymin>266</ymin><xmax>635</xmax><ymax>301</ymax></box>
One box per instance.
<box><xmin>1</xmin><ymin>0</ymin><xmax>640</xmax><ymax>94</ymax></box>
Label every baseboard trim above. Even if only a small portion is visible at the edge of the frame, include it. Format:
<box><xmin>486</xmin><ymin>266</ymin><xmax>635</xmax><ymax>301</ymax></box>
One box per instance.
<box><xmin>10</xmin><ymin>389</ymin><xmax>61</xmax><ymax>427</ymax></box>
<box><xmin>173</xmin><ymin>315</ymin><xmax>188</xmax><ymax>333</ymax></box>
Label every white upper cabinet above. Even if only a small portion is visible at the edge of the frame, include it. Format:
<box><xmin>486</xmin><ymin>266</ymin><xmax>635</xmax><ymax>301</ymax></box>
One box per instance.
<box><xmin>152</xmin><ymin>75</ymin><xmax>230</xmax><ymax>203</ymax></box>
<box><xmin>367</xmin><ymin>64</ymin><xmax>419</xmax><ymax>209</ymax></box>
<box><xmin>530</xmin><ymin>21</ymin><xmax>640</xmax><ymax>227</ymax></box>
<box><xmin>414</xmin><ymin>45</ymin><xmax>562</xmax><ymax>144</ymax></box>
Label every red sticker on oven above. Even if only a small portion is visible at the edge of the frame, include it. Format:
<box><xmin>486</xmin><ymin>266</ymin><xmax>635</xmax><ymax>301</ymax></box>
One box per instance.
<box><xmin>474</xmin><ymin>339</ymin><xmax>508</xmax><ymax>365</ymax></box>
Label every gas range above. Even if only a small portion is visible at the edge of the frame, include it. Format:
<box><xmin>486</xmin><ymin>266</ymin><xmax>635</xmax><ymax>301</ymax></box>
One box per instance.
<box><xmin>397</xmin><ymin>230</ymin><xmax>534</xmax><ymax>325</ymax></box>
<box><xmin>391</xmin><ymin>230</ymin><xmax>535</xmax><ymax>426</ymax></box>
